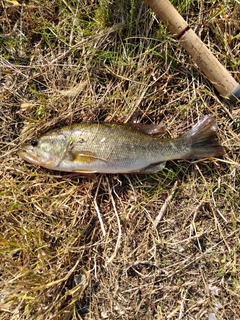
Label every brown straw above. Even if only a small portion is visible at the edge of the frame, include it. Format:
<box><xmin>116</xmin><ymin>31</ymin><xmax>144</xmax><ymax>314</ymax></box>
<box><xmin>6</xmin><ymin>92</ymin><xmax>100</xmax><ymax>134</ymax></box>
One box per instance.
<box><xmin>144</xmin><ymin>0</ymin><xmax>240</xmax><ymax>102</ymax></box>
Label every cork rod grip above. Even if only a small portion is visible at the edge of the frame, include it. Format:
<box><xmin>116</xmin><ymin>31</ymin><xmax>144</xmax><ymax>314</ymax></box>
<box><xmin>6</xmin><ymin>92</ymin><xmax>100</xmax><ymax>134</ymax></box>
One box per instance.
<box><xmin>144</xmin><ymin>0</ymin><xmax>240</xmax><ymax>102</ymax></box>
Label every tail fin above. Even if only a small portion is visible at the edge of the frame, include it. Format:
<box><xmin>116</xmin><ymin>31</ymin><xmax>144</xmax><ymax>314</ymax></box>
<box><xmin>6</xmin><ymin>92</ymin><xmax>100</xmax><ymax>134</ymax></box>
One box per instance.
<box><xmin>181</xmin><ymin>114</ymin><xmax>225</xmax><ymax>159</ymax></box>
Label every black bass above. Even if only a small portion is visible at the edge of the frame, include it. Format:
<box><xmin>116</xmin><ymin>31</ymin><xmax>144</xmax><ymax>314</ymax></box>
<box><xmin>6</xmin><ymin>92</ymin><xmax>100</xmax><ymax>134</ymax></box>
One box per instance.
<box><xmin>18</xmin><ymin>114</ymin><xmax>224</xmax><ymax>174</ymax></box>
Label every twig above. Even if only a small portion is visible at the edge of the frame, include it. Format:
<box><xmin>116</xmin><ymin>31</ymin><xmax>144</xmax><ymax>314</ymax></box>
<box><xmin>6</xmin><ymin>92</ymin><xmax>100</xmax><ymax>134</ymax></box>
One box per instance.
<box><xmin>106</xmin><ymin>177</ymin><xmax>122</xmax><ymax>264</ymax></box>
<box><xmin>153</xmin><ymin>180</ymin><xmax>178</xmax><ymax>228</ymax></box>
<box><xmin>93</xmin><ymin>175</ymin><xmax>106</xmax><ymax>236</ymax></box>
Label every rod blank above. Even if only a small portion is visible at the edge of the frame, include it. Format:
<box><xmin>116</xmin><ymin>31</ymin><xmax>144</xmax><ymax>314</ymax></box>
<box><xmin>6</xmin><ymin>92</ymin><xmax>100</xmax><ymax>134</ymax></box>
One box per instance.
<box><xmin>144</xmin><ymin>0</ymin><xmax>240</xmax><ymax>102</ymax></box>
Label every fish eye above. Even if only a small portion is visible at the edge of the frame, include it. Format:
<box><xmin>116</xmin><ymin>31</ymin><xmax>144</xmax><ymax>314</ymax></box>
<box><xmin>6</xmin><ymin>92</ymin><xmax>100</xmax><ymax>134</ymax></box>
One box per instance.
<box><xmin>31</xmin><ymin>139</ymin><xmax>38</xmax><ymax>147</ymax></box>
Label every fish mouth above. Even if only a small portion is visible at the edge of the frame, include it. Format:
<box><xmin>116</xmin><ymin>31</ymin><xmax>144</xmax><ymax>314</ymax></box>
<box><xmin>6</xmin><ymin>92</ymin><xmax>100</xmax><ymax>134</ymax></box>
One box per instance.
<box><xmin>18</xmin><ymin>147</ymin><xmax>41</xmax><ymax>166</ymax></box>
<box><xmin>18</xmin><ymin>146</ymin><xmax>60</xmax><ymax>169</ymax></box>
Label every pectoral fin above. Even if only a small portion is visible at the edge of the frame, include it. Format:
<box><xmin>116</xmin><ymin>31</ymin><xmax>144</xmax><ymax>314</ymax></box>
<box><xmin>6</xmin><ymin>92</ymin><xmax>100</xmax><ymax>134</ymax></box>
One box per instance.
<box><xmin>70</xmin><ymin>150</ymin><xmax>98</xmax><ymax>163</ymax></box>
<box><xmin>138</xmin><ymin>162</ymin><xmax>166</xmax><ymax>173</ymax></box>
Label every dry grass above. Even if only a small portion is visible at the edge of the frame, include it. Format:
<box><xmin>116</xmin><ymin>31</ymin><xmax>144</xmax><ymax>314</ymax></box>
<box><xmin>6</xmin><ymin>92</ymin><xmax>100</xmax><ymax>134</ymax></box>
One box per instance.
<box><xmin>0</xmin><ymin>0</ymin><xmax>240</xmax><ymax>319</ymax></box>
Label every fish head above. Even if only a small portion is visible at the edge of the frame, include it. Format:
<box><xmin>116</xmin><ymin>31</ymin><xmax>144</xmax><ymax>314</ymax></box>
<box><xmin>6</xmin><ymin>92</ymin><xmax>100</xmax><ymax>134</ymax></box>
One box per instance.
<box><xmin>18</xmin><ymin>132</ymin><xmax>70</xmax><ymax>169</ymax></box>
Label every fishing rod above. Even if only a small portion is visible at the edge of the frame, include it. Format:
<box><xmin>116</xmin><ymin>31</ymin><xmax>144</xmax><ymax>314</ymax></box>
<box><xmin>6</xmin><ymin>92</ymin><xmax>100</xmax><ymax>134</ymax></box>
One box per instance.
<box><xmin>144</xmin><ymin>0</ymin><xmax>240</xmax><ymax>103</ymax></box>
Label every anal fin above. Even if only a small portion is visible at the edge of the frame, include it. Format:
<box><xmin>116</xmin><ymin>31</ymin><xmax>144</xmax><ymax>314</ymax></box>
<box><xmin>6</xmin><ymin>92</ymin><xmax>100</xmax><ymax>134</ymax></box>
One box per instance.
<box><xmin>137</xmin><ymin>162</ymin><xmax>166</xmax><ymax>173</ymax></box>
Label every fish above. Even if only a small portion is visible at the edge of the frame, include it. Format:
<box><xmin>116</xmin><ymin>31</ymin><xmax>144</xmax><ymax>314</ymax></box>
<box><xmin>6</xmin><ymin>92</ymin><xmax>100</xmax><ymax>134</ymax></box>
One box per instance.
<box><xmin>18</xmin><ymin>114</ymin><xmax>224</xmax><ymax>174</ymax></box>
